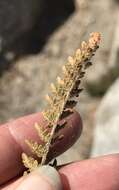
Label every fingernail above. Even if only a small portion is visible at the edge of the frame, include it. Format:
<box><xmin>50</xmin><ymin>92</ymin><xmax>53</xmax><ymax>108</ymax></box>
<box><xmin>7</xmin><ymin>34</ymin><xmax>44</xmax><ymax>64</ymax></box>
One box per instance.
<box><xmin>16</xmin><ymin>165</ymin><xmax>63</xmax><ymax>190</ymax></box>
<box><xmin>36</xmin><ymin>165</ymin><xmax>63</xmax><ymax>189</ymax></box>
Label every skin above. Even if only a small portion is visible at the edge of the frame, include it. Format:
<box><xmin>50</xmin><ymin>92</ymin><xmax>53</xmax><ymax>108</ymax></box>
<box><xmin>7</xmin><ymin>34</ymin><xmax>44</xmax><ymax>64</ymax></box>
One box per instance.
<box><xmin>0</xmin><ymin>111</ymin><xmax>119</xmax><ymax>190</ymax></box>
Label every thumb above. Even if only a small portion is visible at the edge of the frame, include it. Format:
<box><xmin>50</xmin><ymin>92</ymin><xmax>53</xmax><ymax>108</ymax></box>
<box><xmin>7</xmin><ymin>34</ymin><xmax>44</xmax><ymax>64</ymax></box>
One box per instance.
<box><xmin>16</xmin><ymin>165</ymin><xmax>63</xmax><ymax>190</ymax></box>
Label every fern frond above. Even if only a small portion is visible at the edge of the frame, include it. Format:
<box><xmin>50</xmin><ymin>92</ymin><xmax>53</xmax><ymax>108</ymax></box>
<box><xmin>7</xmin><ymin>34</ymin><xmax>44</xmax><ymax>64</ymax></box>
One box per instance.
<box><xmin>25</xmin><ymin>139</ymin><xmax>45</xmax><ymax>158</ymax></box>
<box><xmin>22</xmin><ymin>32</ymin><xmax>101</xmax><ymax>171</ymax></box>
<box><xmin>41</xmin><ymin>32</ymin><xmax>101</xmax><ymax>165</ymax></box>
<box><xmin>22</xmin><ymin>153</ymin><xmax>38</xmax><ymax>173</ymax></box>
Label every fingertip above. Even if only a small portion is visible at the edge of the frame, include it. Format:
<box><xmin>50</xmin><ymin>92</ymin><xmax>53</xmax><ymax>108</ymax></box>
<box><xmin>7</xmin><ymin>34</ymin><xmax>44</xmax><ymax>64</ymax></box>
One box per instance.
<box><xmin>0</xmin><ymin>111</ymin><xmax>82</xmax><ymax>185</ymax></box>
<box><xmin>59</xmin><ymin>154</ymin><xmax>119</xmax><ymax>190</ymax></box>
<box><xmin>67</xmin><ymin>110</ymin><xmax>83</xmax><ymax>138</ymax></box>
<box><xmin>16</xmin><ymin>166</ymin><xmax>63</xmax><ymax>190</ymax></box>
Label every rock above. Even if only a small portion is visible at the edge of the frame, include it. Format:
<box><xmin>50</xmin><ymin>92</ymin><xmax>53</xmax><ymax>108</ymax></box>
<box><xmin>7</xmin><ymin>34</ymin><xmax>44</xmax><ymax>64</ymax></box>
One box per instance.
<box><xmin>91</xmin><ymin>78</ymin><xmax>119</xmax><ymax>156</ymax></box>
<box><xmin>0</xmin><ymin>0</ymin><xmax>75</xmax><ymax>54</ymax></box>
<box><xmin>0</xmin><ymin>0</ymin><xmax>43</xmax><ymax>51</ymax></box>
<box><xmin>86</xmin><ymin>8</ymin><xmax>119</xmax><ymax>96</ymax></box>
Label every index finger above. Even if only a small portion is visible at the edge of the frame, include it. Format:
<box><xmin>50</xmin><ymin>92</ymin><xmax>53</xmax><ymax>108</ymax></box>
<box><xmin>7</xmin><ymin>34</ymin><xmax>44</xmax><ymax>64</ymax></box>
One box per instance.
<box><xmin>0</xmin><ymin>111</ymin><xmax>82</xmax><ymax>185</ymax></box>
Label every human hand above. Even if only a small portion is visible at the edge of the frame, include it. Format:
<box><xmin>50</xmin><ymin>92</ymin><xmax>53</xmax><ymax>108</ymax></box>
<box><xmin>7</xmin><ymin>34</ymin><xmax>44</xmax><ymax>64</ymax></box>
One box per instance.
<box><xmin>0</xmin><ymin>112</ymin><xmax>119</xmax><ymax>190</ymax></box>
<box><xmin>0</xmin><ymin>111</ymin><xmax>82</xmax><ymax>189</ymax></box>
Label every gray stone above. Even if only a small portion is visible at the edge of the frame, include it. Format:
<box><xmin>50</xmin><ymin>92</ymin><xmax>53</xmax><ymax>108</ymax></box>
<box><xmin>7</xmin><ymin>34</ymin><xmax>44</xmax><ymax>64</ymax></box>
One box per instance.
<box><xmin>0</xmin><ymin>0</ymin><xmax>75</xmax><ymax>53</ymax></box>
<box><xmin>0</xmin><ymin>0</ymin><xmax>43</xmax><ymax>51</ymax></box>
<box><xmin>91</xmin><ymin>78</ymin><xmax>119</xmax><ymax>156</ymax></box>
<box><xmin>86</xmin><ymin>9</ymin><xmax>119</xmax><ymax>96</ymax></box>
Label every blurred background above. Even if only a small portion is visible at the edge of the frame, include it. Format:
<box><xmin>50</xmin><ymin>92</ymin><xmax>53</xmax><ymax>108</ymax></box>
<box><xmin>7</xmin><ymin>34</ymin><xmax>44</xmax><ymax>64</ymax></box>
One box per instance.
<box><xmin>0</xmin><ymin>0</ymin><xmax>119</xmax><ymax>164</ymax></box>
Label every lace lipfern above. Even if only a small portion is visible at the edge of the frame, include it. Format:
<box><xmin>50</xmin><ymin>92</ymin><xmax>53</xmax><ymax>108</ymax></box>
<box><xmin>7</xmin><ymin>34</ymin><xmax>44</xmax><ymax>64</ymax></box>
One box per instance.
<box><xmin>22</xmin><ymin>32</ymin><xmax>101</xmax><ymax>173</ymax></box>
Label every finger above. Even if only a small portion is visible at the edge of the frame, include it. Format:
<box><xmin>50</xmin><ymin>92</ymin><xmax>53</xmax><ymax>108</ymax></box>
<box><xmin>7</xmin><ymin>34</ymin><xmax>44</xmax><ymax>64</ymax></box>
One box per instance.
<box><xmin>16</xmin><ymin>166</ymin><xmax>62</xmax><ymax>190</ymax></box>
<box><xmin>59</xmin><ymin>154</ymin><xmax>119</xmax><ymax>190</ymax></box>
<box><xmin>1</xmin><ymin>166</ymin><xmax>62</xmax><ymax>190</ymax></box>
<box><xmin>1</xmin><ymin>178</ymin><xmax>22</xmax><ymax>190</ymax></box>
<box><xmin>0</xmin><ymin>111</ymin><xmax>82</xmax><ymax>185</ymax></box>
<box><xmin>2</xmin><ymin>154</ymin><xmax>119</xmax><ymax>190</ymax></box>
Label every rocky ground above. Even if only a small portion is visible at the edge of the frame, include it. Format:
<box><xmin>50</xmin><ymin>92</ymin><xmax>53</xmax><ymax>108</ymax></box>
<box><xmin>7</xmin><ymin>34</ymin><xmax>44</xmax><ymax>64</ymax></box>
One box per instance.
<box><xmin>0</xmin><ymin>0</ymin><xmax>119</xmax><ymax>164</ymax></box>
<box><xmin>91</xmin><ymin>78</ymin><xmax>119</xmax><ymax>157</ymax></box>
